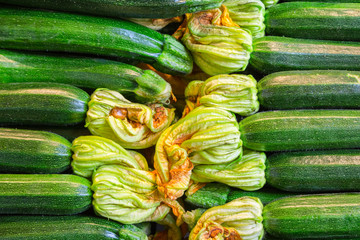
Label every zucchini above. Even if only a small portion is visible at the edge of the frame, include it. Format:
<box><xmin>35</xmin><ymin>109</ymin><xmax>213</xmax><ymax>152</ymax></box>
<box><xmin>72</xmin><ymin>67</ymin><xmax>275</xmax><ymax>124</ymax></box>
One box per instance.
<box><xmin>266</xmin><ymin>149</ymin><xmax>360</xmax><ymax>192</ymax></box>
<box><xmin>239</xmin><ymin>109</ymin><xmax>360</xmax><ymax>151</ymax></box>
<box><xmin>0</xmin><ymin>6</ymin><xmax>193</xmax><ymax>76</ymax></box>
<box><xmin>265</xmin><ymin>2</ymin><xmax>360</xmax><ymax>41</ymax></box>
<box><xmin>0</xmin><ymin>82</ymin><xmax>89</xmax><ymax>126</ymax></box>
<box><xmin>0</xmin><ymin>0</ymin><xmax>223</xmax><ymax>19</ymax></box>
<box><xmin>0</xmin><ymin>49</ymin><xmax>172</xmax><ymax>104</ymax></box>
<box><xmin>257</xmin><ymin>70</ymin><xmax>360</xmax><ymax>110</ymax></box>
<box><xmin>0</xmin><ymin>174</ymin><xmax>92</xmax><ymax>215</ymax></box>
<box><xmin>250</xmin><ymin>36</ymin><xmax>360</xmax><ymax>74</ymax></box>
<box><xmin>263</xmin><ymin>193</ymin><xmax>360</xmax><ymax>239</ymax></box>
<box><xmin>0</xmin><ymin>128</ymin><xmax>71</xmax><ymax>174</ymax></box>
<box><xmin>0</xmin><ymin>215</ymin><xmax>148</xmax><ymax>240</ymax></box>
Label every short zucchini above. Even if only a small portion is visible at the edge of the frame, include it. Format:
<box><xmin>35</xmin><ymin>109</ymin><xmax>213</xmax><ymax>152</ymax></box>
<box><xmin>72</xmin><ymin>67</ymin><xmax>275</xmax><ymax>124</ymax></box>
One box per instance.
<box><xmin>0</xmin><ymin>82</ymin><xmax>89</xmax><ymax>126</ymax></box>
<box><xmin>0</xmin><ymin>174</ymin><xmax>92</xmax><ymax>215</ymax></box>
<box><xmin>0</xmin><ymin>128</ymin><xmax>71</xmax><ymax>174</ymax></box>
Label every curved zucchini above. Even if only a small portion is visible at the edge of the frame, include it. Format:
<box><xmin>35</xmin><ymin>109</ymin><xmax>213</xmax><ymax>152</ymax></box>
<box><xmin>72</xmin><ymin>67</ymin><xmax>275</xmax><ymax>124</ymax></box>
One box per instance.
<box><xmin>266</xmin><ymin>149</ymin><xmax>360</xmax><ymax>192</ymax></box>
<box><xmin>0</xmin><ymin>128</ymin><xmax>71</xmax><ymax>174</ymax></box>
<box><xmin>239</xmin><ymin>109</ymin><xmax>360</xmax><ymax>151</ymax></box>
<box><xmin>0</xmin><ymin>174</ymin><xmax>92</xmax><ymax>215</ymax></box>
<box><xmin>263</xmin><ymin>193</ymin><xmax>360</xmax><ymax>239</ymax></box>
<box><xmin>0</xmin><ymin>6</ymin><xmax>193</xmax><ymax>75</ymax></box>
<box><xmin>257</xmin><ymin>70</ymin><xmax>360</xmax><ymax>110</ymax></box>
<box><xmin>0</xmin><ymin>82</ymin><xmax>89</xmax><ymax>126</ymax></box>
<box><xmin>250</xmin><ymin>36</ymin><xmax>360</xmax><ymax>74</ymax></box>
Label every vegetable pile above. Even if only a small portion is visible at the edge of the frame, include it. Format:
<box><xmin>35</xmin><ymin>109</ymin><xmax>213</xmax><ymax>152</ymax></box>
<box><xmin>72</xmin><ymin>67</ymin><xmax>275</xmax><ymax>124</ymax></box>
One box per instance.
<box><xmin>1</xmin><ymin>0</ymin><xmax>360</xmax><ymax>239</ymax></box>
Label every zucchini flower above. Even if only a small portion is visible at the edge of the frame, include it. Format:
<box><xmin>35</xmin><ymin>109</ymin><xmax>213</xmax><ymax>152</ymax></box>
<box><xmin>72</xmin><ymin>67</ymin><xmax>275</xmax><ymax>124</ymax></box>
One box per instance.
<box><xmin>191</xmin><ymin>149</ymin><xmax>267</xmax><ymax>191</ymax></box>
<box><xmin>85</xmin><ymin>88</ymin><xmax>176</xmax><ymax>149</ymax></box>
<box><xmin>126</xmin><ymin>16</ymin><xmax>183</xmax><ymax>31</ymax></box>
<box><xmin>173</xmin><ymin>5</ymin><xmax>253</xmax><ymax>76</ymax></box>
<box><xmin>223</xmin><ymin>0</ymin><xmax>266</xmax><ymax>39</ymax></box>
<box><xmin>189</xmin><ymin>197</ymin><xmax>264</xmax><ymax>240</ymax></box>
<box><xmin>183</xmin><ymin>74</ymin><xmax>259</xmax><ymax>117</ymax></box>
<box><xmin>261</xmin><ymin>0</ymin><xmax>278</xmax><ymax>8</ymax></box>
<box><xmin>154</xmin><ymin>106</ymin><xmax>242</xmax><ymax>200</ymax></box>
<box><xmin>71</xmin><ymin>135</ymin><xmax>148</xmax><ymax>178</ymax></box>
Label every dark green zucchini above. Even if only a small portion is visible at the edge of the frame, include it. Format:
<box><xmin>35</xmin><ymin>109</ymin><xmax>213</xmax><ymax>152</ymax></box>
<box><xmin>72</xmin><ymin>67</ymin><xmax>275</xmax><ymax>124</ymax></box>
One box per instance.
<box><xmin>0</xmin><ymin>0</ymin><xmax>223</xmax><ymax>19</ymax></box>
<box><xmin>0</xmin><ymin>49</ymin><xmax>171</xmax><ymax>104</ymax></box>
<box><xmin>0</xmin><ymin>82</ymin><xmax>89</xmax><ymax>126</ymax></box>
<box><xmin>263</xmin><ymin>193</ymin><xmax>360</xmax><ymax>239</ymax></box>
<box><xmin>0</xmin><ymin>174</ymin><xmax>92</xmax><ymax>215</ymax></box>
<box><xmin>265</xmin><ymin>2</ymin><xmax>360</xmax><ymax>41</ymax></box>
<box><xmin>0</xmin><ymin>215</ymin><xmax>148</xmax><ymax>240</ymax></box>
<box><xmin>0</xmin><ymin>128</ymin><xmax>71</xmax><ymax>174</ymax></box>
<box><xmin>266</xmin><ymin>149</ymin><xmax>360</xmax><ymax>192</ymax></box>
<box><xmin>257</xmin><ymin>70</ymin><xmax>360</xmax><ymax>110</ymax></box>
<box><xmin>239</xmin><ymin>109</ymin><xmax>360</xmax><ymax>151</ymax></box>
<box><xmin>250</xmin><ymin>36</ymin><xmax>360</xmax><ymax>74</ymax></box>
<box><xmin>0</xmin><ymin>5</ymin><xmax>193</xmax><ymax>75</ymax></box>
<box><xmin>281</xmin><ymin>0</ymin><xmax>360</xmax><ymax>2</ymax></box>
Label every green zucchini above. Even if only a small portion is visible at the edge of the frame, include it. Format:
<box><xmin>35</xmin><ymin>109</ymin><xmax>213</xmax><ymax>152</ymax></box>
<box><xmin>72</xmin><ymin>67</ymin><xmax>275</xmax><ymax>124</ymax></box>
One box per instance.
<box><xmin>0</xmin><ymin>174</ymin><xmax>92</xmax><ymax>215</ymax></box>
<box><xmin>0</xmin><ymin>0</ymin><xmax>223</xmax><ymax>19</ymax></box>
<box><xmin>0</xmin><ymin>82</ymin><xmax>89</xmax><ymax>126</ymax></box>
<box><xmin>0</xmin><ymin>128</ymin><xmax>71</xmax><ymax>174</ymax></box>
<box><xmin>257</xmin><ymin>70</ymin><xmax>360</xmax><ymax>110</ymax></box>
<box><xmin>0</xmin><ymin>215</ymin><xmax>148</xmax><ymax>240</ymax></box>
<box><xmin>0</xmin><ymin>49</ymin><xmax>171</xmax><ymax>104</ymax></box>
<box><xmin>0</xmin><ymin>6</ymin><xmax>193</xmax><ymax>76</ymax></box>
<box><xmin>250</xmin><ymin>36</ymin><xmax>360</xmax><ymax>74</ymax></box>
<box><xmin>266</xmin><ymin>149</ymin><xmax>360</xmax><ymax>192</ymax></box>
<box><xmin>239</xmin><ymin>109</ymin><xmax>360</xmax><ymax>151</ymax></box>
<box><xmin>265</xmin><ymin>2</ymin><xmax>360</xmax><ymax>41</ymax></box>
<box><xmin>281</xmin><ymin>0</ymin><xmax>360</xmax><ymax>2</ymax></box>
<box><xmin>263</xmin><ymin>193</ymin><xmax>360</xmax><ymax>239</ymax></box>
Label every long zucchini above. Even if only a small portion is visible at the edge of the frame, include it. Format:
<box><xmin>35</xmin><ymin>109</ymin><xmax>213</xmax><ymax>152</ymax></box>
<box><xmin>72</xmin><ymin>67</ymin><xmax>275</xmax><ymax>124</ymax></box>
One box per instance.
<box><xmin>0</xmin><ymin>128</ymin><xmax>71</xmax><ymax>174</ymax></box>
<box><xmin>0</xmin><ymin>174</ymin><xmax>92</xmax><ymax>215</ymax></box>
<box><xmin>0</xmin><ymin>49</ymin><xmax>171</xmax><ymax>104</ymax></box>
<box><xmin>0</xmin><ymin>82</ymin><xmax>89</xmax><ymax>126</ymax></box>
<box><xmin>263</xmin><ymin>193</ymin><xmax>360</xmax><ymax>239</ymax></box>
<box><xmin>0</xmin><ymin>5</ymin><xmax>193</xmax><ymax>75</ymax></box>
<box><xmin>257</xmin><ymin>70</ymin><xmax>360</xmax><ymax>110</ymax></box>
<box><xmin>239</xmin><ymin>109</ymin><xmax>360</xmax><ymax>151</ymax></box>
<box><xmin>250</xmin><ymin>36</ymin><xmax>360</xmax><ymax>74</ymax></box>
<box><xmin>265</xmin><ymin>2</ymin><xmax>360</xmax><ymax>41</ymax></box>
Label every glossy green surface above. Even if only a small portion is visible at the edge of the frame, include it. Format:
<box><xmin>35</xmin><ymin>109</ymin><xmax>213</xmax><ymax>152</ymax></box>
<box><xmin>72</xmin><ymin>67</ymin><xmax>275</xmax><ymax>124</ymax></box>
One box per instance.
<box><xmin>250</xmin><ymin>36</ymin><xmax>360</xmax><ymax>74</ymax></box>
<box><xmin>239</xmin><ymin>109</ymin><xmax>360</xmax><ymax>151</ymax></box>
<box><xmin>0</xmin><ymin>82</ymin><xmax>89</xmax><ymax>126</ymax></box>
<box><xmin>258</xmin><ymin>70</ymin><xmax>360</xmax><ymax>110</ymax></box>
<box><xmin>266</xmin><ymin>149</ymin><xmax>360</xmax><ymax>192</ymax></box>
<box><xmin>263</xmin><ymin>193</ymin><xmax>360</xmax><ymax>239</ymax></box>
<box><xmin>265</xmin><ymin>2</ymin><xmax>360</xmax><ymax>41</ymax></box>
<box><xmin>0</xmin><ymin>174</ymin><xmax>92</xmax><ymax>215</ymax></box>
<box><xmin>0</xmin><ymin>128</ymin><xmax>71</xmax><ymax>173</ymax></box>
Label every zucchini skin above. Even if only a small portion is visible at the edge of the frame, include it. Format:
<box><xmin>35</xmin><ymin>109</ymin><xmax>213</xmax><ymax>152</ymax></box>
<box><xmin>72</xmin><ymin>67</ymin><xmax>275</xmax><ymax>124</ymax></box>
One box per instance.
<box><xmin>0</xmin><ymin>0</ymin><xmax>223</xmax><ymax>19</ymax></box>
<box><xmin>257</xmin><ymin>70</ymin><xmax>360</xmax><ymax>110</ymax></box>
<box><xmin>250</xmin><ymin>36</ymin><xmax>360</xmax><ymax>74</ymax></box>
<box><xmin>239</xmin><ymin>109</ymin><xmax>360</xmax><ymax>151</ymax></box>
<box><xmin>265</xmin><ymin>2</ymin><xmax>360</xmax><ymax>41</ymax></box>
<box><xmin>0</xmin><ymin>128</ymin><xmax>71</xmax><ymax>174</ymax></box>
<box><xmin>266</xmin><ymin>149</ymin><xmax>360</xmax><ymax>192</ymax></box>
<box><xmin>0</xmin><ymin>174</ymin><xmax>92</xmax><ymax>215</ymax></box>
<box><xmin>0</xmin><ymin>82</ymin><xmax>89</xmax><ymax>126</ymax></box>
<box><xmin>263</xmin><ymin>193</ymin><xmax>360</xmax><ymax>239</ymax></box>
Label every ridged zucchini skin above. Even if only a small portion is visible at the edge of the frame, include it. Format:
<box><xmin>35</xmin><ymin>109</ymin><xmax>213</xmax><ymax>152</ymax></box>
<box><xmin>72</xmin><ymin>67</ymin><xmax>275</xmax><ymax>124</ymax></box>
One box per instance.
<box><xmin>0</xmin><ymin>128</ymin><xmax>71</xmax><ymax>174</ymax></box>
<box><xmin>0</xmin><ymin>82</ymin><xmax>89</xmax><ymax>126</ymax></box>
<box><xmin>265</xmin><ymin>2</ymin><xmax>360</xmax><ymax>41</ymax></box>
<box><xmin>250</xmin><ymin>36</ymin><xmax>360</xmax><ymax>74</ymax></box>
<box><xmin>0</xmin><ymin>174</ymin><xmax>92</xmax><ymax>215</ymax></box>
<box><xmin>263</xmin><ymin>193</ymin><xmax>360</xmax><ymax>239</ymax></box>
<box><xmin>0</xmin><ymin>0</ymin><xmax>223</xmax><ymax>19</ymax></box>
<box><xmin>257</xmin><ymin>70</ymin><xmax>360</xmax><ymax>110</ymax></box>
<box><xmin>239</xmin><ymin>109</ymin><xmax>360</xmax><ymax>151</ymax></box>
<box><xmin>0</xmin><ymin>6</ymin><xmax>193</xmax><ymax>75</ymax></box>
<box><xmin>266</xmin><ymin>149</ymin><xmax>360</xmax><ymax>192</ymax></box>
